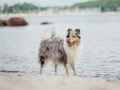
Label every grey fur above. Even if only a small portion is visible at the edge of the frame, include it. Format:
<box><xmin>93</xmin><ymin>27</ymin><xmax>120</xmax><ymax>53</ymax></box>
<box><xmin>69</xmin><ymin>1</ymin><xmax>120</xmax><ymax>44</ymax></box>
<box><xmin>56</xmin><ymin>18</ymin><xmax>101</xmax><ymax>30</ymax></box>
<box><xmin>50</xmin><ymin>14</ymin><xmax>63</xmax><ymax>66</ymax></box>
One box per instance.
<box><xmin>39</xmin><ymin>37</ymin><xmax>67</xmax><ymax>75</ymax></box>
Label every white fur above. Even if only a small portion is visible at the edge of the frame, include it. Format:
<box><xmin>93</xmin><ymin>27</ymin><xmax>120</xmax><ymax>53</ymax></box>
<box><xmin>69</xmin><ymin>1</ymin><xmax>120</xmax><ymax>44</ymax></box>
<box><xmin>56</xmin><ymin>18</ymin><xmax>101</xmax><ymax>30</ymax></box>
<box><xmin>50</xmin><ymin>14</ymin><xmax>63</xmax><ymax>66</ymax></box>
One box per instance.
<box><xmin>42</xmin><ymin>26</ymin><xmax>56</xmax><ymax>40</ymax></box>
<box><xmin>63</xmin><ymin>39</ymin><xmax>83</xmax><ymax>64</ymax></box>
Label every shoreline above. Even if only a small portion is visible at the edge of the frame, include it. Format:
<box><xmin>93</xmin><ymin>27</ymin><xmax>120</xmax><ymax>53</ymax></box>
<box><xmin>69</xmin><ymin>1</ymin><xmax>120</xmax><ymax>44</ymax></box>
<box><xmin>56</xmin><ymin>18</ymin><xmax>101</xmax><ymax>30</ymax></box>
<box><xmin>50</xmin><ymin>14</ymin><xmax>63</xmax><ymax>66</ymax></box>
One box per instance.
<box><xmin>0</xmin><ymin>12</ymin><xmax>120</xmax><ymax>17</ymax></box>
<box><xmin>0</xmin><ymin>74</ymin><xmax>120</xmax><ymax>90</ymax></box>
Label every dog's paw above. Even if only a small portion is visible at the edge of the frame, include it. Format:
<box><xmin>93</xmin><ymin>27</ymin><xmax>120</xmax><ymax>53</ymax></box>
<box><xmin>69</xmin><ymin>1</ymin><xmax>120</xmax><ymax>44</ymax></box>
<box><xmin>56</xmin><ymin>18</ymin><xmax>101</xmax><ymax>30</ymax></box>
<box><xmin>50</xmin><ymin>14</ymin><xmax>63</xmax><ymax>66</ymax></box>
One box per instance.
<box><xmin>73</xmin><ymin>73</ymin><xmax>77</xmax><ymax>76</ymax></box>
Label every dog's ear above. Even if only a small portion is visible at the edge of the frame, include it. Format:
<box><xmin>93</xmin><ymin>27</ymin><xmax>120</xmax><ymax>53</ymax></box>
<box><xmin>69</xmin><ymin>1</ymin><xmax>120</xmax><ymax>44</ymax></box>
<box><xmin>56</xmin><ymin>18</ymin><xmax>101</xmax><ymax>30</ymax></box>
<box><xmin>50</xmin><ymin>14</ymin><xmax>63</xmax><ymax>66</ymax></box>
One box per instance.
<box><xmin>68</xmin><ymin>29</ymin><xmax>72</xmax><ymax>34</ymax></box>
<box><xmin>66</xmin><ymin>29</ymin><xmax>72</xmax><ymax>38</ymax></box>
<box><xmin>75</xmin><ymin>29</ymin><xmax>81</xmax><ymax>38</ymax></box>
<box><xmin>75</xmin><ymin>29</ymin><xmax>80</xmax><ymax>35</ymax></box>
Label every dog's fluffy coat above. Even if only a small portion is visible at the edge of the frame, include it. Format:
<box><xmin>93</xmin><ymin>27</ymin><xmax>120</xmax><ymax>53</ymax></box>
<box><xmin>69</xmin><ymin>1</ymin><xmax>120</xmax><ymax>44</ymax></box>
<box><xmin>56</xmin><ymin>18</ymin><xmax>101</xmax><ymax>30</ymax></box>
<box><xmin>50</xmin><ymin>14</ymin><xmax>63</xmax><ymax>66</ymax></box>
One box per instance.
<box><xmin>39</xmin><ymin>27</ymin><xmax>83</xmax><ymax>75</ymax></box>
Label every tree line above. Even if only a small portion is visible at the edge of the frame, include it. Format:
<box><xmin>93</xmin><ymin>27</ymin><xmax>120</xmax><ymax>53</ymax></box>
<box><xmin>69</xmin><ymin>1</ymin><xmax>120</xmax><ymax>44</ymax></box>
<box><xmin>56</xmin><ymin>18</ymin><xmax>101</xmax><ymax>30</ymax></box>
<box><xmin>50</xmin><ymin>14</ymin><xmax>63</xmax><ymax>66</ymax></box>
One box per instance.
<box><xmin>1</xmin><ymin>0</ymin><xmax>120</xmax><ymax>14</ymax></box>
<box><xmin>1</xmin><ymin>3</ymin><xmax>48</xmax><ymax>14</ymax></box>
<box><xmin>72</xmin><ymin>0</ymin><xmax>120</xmax><ymax>12</ymax></box>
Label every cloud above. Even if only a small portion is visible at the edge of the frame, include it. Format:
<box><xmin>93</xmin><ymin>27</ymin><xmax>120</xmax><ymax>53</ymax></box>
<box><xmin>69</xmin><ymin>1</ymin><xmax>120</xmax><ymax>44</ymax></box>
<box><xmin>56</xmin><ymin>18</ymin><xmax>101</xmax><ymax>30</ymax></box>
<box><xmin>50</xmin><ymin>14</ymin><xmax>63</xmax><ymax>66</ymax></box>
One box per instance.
<box><xmin>0</xmin><ymin>0</ymin><xmax>90</xmax><ymax>6</ymax></box>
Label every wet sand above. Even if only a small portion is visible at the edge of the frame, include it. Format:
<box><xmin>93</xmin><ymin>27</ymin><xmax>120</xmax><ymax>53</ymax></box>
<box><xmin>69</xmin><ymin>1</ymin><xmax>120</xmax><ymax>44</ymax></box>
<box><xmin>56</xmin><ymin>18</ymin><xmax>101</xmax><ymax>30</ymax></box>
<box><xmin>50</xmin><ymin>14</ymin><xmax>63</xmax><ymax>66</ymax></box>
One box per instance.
<box><xmin>0</xmin><ymin>75</ymin><xmax>120</xmax><ymax>90</ymax></box>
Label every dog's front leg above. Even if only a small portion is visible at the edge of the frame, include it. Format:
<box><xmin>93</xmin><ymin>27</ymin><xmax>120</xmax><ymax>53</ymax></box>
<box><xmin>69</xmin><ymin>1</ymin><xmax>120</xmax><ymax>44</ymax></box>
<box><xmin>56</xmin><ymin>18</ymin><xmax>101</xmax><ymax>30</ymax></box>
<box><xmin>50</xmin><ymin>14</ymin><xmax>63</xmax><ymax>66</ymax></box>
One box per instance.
<box><xmin>64</xmin><ymin>64</ymin><xmax>69</xmax><ymax>76</ymax></box>
<box><xmin>71</xmin><ymin>63</ymin><xmax>77</xmax><ymax>76</ymax></box>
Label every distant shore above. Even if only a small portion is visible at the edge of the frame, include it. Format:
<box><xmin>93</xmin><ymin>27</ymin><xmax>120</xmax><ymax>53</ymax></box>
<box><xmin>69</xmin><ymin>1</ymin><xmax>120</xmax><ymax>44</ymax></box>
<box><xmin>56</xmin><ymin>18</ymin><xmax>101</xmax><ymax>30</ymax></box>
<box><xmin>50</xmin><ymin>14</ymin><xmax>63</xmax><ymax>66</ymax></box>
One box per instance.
<box><xmin>0</xmin><ymin>74</ymin><xmax>120</xmax><ymax>90</ymax></box>
<box><xmin>0</xmin><ymin>12</ymin><xmax>120</xmax><ymax>17</ymax></box>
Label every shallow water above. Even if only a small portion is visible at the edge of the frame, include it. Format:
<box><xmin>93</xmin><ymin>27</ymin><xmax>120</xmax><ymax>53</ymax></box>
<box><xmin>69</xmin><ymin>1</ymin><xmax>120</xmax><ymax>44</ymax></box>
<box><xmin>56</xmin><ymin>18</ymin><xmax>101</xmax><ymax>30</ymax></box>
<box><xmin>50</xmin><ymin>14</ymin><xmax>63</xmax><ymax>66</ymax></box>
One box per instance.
<box><xmin>0</xmin><ymin>14</ymin><xmax>120</xmax><ymax>79</ymax></box>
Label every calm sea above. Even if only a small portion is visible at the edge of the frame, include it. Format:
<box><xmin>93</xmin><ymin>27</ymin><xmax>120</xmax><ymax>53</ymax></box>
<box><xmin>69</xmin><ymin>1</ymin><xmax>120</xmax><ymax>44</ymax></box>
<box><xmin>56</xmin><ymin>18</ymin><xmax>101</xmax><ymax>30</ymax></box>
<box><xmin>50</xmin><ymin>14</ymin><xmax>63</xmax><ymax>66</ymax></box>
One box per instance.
<box><xmin>0</xmin><ymin>14</ymin><xmax>120</xmax><ymax>79</ymax></box>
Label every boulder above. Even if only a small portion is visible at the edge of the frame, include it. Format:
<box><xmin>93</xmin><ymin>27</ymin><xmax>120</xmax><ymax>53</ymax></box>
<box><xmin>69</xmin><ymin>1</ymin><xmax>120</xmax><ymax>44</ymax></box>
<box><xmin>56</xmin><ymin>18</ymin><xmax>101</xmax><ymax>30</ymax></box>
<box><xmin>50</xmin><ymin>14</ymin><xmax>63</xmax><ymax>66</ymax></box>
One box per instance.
<box><xmin>7</xmin><ymin>17</ymin><xmax>28</xmax><ymax>26</ymax></box>
<box><xmin>41</xmin><ymin>22</ymin><xmax>52</xmax><ymax>25</ymax></box>
<box><xmin>0</xmin><ymin>19</ymin><xmax>8</xmax><ymax>26</ymax></box>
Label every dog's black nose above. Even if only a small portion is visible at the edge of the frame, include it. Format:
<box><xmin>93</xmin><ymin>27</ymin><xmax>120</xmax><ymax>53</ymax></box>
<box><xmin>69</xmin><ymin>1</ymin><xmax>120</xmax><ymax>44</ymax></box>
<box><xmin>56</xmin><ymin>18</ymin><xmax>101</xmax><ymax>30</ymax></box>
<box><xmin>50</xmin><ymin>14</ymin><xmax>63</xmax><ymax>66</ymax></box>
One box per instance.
<box><xmin>67</xmin><ymin>41</ymin><xmax>70</xmax><ymax>43</ymax></box>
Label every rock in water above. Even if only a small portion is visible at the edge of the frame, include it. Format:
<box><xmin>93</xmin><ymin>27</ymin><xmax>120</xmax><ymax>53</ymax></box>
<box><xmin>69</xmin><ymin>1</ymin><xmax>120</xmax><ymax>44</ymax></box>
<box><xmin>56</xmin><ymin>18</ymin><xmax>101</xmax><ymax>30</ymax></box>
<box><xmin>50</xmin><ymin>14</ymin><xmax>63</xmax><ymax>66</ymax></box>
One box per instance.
<box><xmin>0</xmin><ymin>19</ymin><xmax>7</xmax><ymax>26</ymax></box>
<box><xmin>41</xmin><ymin>22</ymin><xmax>52</xmax><ymax>25</ymax></box>
<box><xmin>7</xmin><ymin>17</ymin><xmax>28</xmax><ymax>26</ymax></box>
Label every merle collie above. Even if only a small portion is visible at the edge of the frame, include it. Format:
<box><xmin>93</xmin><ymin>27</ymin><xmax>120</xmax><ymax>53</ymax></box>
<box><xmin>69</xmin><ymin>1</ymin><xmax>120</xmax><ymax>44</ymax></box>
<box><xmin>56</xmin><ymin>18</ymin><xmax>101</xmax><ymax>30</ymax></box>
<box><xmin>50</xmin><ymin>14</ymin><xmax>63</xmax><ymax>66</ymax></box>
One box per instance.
<box><xmin>39</xmin><ymin>27</ymin><xmax>83</xmax><ymax>75</ymax></box>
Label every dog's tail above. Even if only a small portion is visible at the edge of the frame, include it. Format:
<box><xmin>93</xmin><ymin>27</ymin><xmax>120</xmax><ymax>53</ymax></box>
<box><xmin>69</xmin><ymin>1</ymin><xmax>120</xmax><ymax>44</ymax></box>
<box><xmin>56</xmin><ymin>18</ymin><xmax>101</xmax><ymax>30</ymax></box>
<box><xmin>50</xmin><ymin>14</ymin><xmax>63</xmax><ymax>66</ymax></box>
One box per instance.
<box><xmin>42</xmin><ymin>26</ymin><xmax>56</xmax><ymax>40</ymax></box>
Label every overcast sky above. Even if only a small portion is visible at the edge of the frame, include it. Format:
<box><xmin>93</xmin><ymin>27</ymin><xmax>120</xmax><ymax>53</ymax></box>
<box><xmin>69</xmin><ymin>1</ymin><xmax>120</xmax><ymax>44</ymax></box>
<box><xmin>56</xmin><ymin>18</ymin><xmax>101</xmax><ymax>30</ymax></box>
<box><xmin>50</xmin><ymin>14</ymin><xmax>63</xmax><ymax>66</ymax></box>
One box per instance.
<box><xmin>0</xmin><ymin>0</ymin><xmax>90</xmax><ymax>6</ymax></box>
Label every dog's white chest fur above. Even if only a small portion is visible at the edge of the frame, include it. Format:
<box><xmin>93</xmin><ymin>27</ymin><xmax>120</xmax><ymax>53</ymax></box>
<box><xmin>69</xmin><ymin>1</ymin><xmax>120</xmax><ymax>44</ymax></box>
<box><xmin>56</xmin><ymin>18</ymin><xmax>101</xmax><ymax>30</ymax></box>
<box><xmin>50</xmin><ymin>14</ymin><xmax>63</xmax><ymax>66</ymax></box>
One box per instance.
<box><xmin>63</xmin><ymin>39</ymin><xmax>83</xmax><ymax>63</ymax></box>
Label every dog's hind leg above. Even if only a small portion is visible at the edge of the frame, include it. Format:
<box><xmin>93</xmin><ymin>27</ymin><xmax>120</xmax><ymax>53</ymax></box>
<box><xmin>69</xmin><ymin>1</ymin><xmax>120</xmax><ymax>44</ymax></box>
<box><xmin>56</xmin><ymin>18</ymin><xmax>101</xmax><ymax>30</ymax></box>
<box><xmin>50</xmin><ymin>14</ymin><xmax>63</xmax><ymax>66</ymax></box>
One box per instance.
<box><xmin>71</xmin><ymin>63</ymin><xmax>77</xmax><ymax>76</ymax></box>
<box><xmin>40</xmin><ymin>62</ymin><xmax>44</xmax><ymax>75</ymax></box>
<box><xmin>40</xmin><ymin>60</ymin><xmax>46</xmax><ymax>75</ymax></box>
<box><xmin>40</xmin><ymin>59</ymin><xmax>48</xmax><ymax>75</ymax></box>
<box><xmin>40</xmin><ymin>55</ymin><xmax>48</xmax><ymax>75</ymax></box>
<box><xmin>54</xmin><ymin>64</ymin><xmax>58</xmax><ymax>75</ymax></box>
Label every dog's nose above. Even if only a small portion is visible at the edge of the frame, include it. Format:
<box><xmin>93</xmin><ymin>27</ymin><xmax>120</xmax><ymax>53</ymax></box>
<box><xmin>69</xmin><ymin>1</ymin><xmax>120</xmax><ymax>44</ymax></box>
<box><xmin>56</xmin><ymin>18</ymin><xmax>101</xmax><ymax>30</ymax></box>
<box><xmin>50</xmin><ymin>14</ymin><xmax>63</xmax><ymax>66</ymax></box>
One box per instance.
<box><xmin>67</xmin><ymin>41</ymin><xmax>70</xmax><ymax>43</ymax></box>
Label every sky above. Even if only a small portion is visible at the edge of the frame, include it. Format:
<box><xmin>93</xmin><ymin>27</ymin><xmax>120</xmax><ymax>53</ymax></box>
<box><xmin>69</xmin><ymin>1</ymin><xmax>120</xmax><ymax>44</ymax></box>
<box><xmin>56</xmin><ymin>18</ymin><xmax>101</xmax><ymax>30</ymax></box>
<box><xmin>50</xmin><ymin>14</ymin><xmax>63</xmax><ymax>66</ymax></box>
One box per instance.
<box><xmin>0</xmin><ymin>0</ymin><xmax>90</xmax><ymax>6</ymax></box>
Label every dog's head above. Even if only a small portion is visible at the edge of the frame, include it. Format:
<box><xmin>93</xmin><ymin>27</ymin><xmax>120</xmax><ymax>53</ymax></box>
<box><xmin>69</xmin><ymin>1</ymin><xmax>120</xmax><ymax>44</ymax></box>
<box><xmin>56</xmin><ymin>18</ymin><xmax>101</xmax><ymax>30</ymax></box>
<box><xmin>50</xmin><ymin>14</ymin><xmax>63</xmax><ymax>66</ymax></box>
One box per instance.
<box><xmin>66</xmin><ymin>29</ymin><xmax>81</xmax><ymax>47</ymax></box>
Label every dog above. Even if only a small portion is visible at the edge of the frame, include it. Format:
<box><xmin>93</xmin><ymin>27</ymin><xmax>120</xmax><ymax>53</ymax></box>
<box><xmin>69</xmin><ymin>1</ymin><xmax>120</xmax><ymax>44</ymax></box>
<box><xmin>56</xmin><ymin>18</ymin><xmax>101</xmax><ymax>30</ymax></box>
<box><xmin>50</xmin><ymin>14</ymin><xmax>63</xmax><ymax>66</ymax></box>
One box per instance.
<box><xmin>39</xmin><ymin>27</ymin><xmax>83</xmax><ymax>76</ymax></box>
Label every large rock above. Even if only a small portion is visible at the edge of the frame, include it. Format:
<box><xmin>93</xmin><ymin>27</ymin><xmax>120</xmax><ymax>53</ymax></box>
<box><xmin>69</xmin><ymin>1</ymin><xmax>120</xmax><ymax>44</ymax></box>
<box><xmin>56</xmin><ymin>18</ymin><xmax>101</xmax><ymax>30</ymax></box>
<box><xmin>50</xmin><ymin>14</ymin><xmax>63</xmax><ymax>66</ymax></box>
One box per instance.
<box><xmin>7</xmin><ymin>17</ymin><xmax>28</xmax><ymax>26</ymax></box>
<box><xmin>0</xmin><ymin>19</ymin><xmax>8</xmax><ymax>26</ymax></box>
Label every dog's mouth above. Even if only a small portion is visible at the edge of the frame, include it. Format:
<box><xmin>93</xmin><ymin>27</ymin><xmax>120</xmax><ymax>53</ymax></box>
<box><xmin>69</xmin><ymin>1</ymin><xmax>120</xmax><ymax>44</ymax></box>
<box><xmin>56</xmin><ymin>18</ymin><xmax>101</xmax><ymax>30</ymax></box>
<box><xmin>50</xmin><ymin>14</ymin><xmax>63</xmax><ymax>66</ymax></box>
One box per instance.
<box><xmin>68</xmin><ymin>41</ymin><xmax>75</xmax><ymax>47</ymax></box>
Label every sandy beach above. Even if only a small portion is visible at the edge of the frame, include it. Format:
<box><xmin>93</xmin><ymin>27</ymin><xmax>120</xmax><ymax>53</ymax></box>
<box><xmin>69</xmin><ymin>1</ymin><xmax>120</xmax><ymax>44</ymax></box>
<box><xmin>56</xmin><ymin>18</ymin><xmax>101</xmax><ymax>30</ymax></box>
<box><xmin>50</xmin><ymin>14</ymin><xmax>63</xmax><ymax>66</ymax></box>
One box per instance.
<box><xmin>0</xmin><ymin>75</ymin><xmax>120</xmax><ymax>90</ymax></box>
